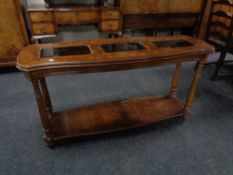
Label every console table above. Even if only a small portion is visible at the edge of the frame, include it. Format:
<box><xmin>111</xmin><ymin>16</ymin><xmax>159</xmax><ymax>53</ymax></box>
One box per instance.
<box><xmin>17</xmin><ymin>35</ymin><xmax>214</xmax><ymax>146</ymax></box>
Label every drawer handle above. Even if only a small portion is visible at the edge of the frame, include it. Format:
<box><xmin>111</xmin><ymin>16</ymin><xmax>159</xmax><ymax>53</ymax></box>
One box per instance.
<box><xmin>109</xmin><ymin>23</ymin><xmax>113</xmax><ymax>30</ymax></box>
<box><xmin>42</xmin><ymin>28</ymin><xmax>46</xmax><ymax>34</ymax></box>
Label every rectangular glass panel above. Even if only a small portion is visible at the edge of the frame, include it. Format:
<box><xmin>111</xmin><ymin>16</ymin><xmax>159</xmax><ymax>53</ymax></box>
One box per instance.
<box><xmin>153</xmin><ymin>40</ymin><xmax>193</xmax><ymax>48</ymax></box>
<box><xmin>101</xmin><ymin>42</ymin><xmax>145</xmax><ymax>52</ymax></box>
<box><xmin>40</xmin><ymin>46</ymin><xmax>91</xmax><ymax>58</ymax></box>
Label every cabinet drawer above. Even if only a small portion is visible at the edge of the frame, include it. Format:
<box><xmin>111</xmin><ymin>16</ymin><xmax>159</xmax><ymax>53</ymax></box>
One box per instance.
<box><xmin>101</xmin><ymin>9</ymin><xmax>120</xmax><ymax>20</ymax></box>
<box><xmin>29</xmin><ymin>12</ymin><xmax>54</xmax><ymax>22</ymax></box>
<box><xmin>100</xmin><ymin>20</ymin><xmax>121</xmax><ymax>32</ymax></box>
<box><xmin>31</xmin><ymin>23</ymin><xmax>56</xmax><ymax>35</ymax></box>
<box><xmin>55</xmin><ymin>10</ymin><xmax>99</xmax><ymax>25</ymax></box>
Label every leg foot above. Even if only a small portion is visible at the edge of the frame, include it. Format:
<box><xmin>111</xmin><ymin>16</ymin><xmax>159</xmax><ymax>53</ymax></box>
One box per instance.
<box><xmin>43</xmin><ymin>135</ymin><xmax>55</xmax><ymax>148</ymax></box>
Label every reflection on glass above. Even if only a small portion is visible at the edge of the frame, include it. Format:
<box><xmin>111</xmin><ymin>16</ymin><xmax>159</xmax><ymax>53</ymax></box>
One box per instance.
<box><xmin>40</xmin><ymin>46</ymin><xmax>91</xmax><ymax>58</ymax></box>
<box><xmin>153</xmin><ymin>40</ymin><xmax>193</xmax><ymax>48</ymax></box>
<box><xmin>101</xmin><ymin>42</ymin><xmax>145</xmax><ymax>52</ymax></box>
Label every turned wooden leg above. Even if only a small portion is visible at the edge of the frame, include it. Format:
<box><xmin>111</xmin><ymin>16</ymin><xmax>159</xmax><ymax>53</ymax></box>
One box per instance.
<box><xmin>184</xmin><ymin>57</ymin><xmax>207</xmax><ymax>118</ymax></box>
<box><xmin>39</xmin><ymin>78</ymin><xmax>53</xmax><ymax>116</ymax></box>
<box><xmin>169</xmin><ymin>63</ymin><xmax>182</xmax><ymax>98</ymax></box>
<box><xmin>32</xmin><ymin>80</ymin><xmax>54</xmax><ymax>146</ymax></box>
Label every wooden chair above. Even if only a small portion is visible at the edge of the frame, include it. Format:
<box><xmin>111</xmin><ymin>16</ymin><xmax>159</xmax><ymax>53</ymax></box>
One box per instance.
<box><xmin>205</xmin><ymin>0</ymin><xmax>233</xmax><ymax>80</ymax></box>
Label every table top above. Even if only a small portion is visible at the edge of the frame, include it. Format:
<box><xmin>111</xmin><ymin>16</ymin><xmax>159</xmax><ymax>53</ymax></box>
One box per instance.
<box><xmin>17</xmin><ymin>35</ymin><xmax>214</xmax><ymax>72</ymax></box>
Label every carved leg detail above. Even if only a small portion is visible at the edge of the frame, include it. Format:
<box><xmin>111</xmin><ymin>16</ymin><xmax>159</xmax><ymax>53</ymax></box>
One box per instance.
<box><xmin>184</xmin><ymin>58</ymin><xmax>207</xmax><ymax>118</ymax></box>
<box><xmin>39</xmin><ymin>78</ymin><xmax>53</xmax><ymax>116</ymax></box>
<box><xmin>169</xmin><ymin>63</ymin><xmax>182</xmax><ymax>98</ymax></box>
<box><xmin>32</xmin><ymin>80</ymin><xmax>54</xmax><ymax>146</ymax></box>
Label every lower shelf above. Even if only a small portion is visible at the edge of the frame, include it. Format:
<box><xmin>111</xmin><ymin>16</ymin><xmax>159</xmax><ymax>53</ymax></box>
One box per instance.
<box><xmin>51</xmin><ymin>96</ymin><xmax>185</xmax><ymax>140</ymax></box>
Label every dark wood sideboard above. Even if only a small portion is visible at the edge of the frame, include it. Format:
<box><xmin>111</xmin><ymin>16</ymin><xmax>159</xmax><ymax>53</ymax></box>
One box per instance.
<box><xmin>27</xmin><ymin>0</ymin><xmax>208</xmax><ymax>40</ymax></box>
<box><xmin>116</xmin><ymin>0</ymin><xmax>206</xmax><ymax>31</ymax></box>
<box><xmin>28</xmin><ymin>4</ymin><xmax>122</xmax><ymax>37</ymax></box>
<box><xmin>17</xmin><ymin>35</ymin><xmax>214</xmax><ymax>146</ymax></box>
<box><xmin>0</xmin><ymin>0</ymin><xmax>29</xmax><ymax>67</ymax></box>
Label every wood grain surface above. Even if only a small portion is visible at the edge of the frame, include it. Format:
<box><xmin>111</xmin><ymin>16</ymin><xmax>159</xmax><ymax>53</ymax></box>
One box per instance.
<box><xmin>17</xmin><ymin>35</ymin><xmax>214</xmax><ymax>73</ymax></box>
<box><xmin>120</xmin><ymin>0</ymin><xmax>204</xmax><ymax>14</ymax></box>
<box><xmin>0</xmin><ymin>0</ymin><xmax>29</xmax><ymax>67</ymax></box>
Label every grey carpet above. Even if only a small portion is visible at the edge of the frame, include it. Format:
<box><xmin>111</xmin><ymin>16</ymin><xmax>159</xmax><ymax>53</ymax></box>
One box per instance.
<box><xmin>0</xmin><ymin>55</ymin><xmax>233</xmax><ymax>175</ymax></box>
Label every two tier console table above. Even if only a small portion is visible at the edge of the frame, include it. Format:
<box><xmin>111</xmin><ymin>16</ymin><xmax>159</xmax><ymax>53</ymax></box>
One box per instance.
<box><xmin>17</xmin><ymin>35</ymin><xmax>214</xmax><ymax>146</ymax></box>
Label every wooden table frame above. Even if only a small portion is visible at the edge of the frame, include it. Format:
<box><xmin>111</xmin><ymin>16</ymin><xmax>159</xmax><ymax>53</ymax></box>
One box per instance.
<box><xmin>17</xmin><ymin>36</ymin><xmax>213</xmax><ymax>146</ymax></box>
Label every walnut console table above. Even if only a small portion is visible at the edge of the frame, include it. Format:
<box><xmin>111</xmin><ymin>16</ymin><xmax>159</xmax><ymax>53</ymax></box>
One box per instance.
<box><xmin>17</xmin><ymin>35</ymin><xmax>213</xmax><ymax>146</ymax></box>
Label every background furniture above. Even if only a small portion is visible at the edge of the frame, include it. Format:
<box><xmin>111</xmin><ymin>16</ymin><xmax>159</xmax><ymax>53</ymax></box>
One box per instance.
<box><xmin>17</xmin><ymin>35</ymin><xmax>213</xmax><ymax>146</ymax></box>
<box><xmin>28</xmin><ymin>3</ymin><xmax>122</xmax><ymax>39</ymax></box>
<box><xmin>0</xmin><ymin>0</ymin><xmax>29</xmax><ymax>67</ymax></box>
<box><xmin>204</xmin><ymin>0</ymin><xmax>233</xmax><ymax>80</ymax></box>
<box><xmin>197</xmin><ymin>0</ymin><xmax>213</xmax><ymax>39</ymax></box>
<box><xmin>43</xmin><ymin>0</ymin><xmax>108</xmax><ymax>7</ymax></box>
<box><xmin>115</xmin><ymin>0</ymin><xmax>206</xmax><ymax>35</ymax></box>
<box><xmin>27</xmin><ymin>0</ymin><xmax>207</xmax><ymax>40</ymax></box>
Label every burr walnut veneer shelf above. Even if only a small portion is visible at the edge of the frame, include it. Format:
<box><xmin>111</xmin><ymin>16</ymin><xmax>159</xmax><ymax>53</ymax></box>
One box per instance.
<box><xmin>17</xmin><ymin>35</ymin><xmax>214</xmax><ymax>146</ymax></box>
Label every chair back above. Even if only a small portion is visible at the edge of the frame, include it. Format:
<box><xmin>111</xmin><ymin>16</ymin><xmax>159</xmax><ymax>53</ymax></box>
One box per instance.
<box><xmin>205</xmin><ymin>0</ymin><xmax>233</xmax><ymax>51</ymax></box>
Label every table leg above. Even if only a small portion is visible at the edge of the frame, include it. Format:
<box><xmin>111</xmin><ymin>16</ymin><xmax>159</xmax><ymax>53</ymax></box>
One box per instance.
<box><xmin>184</xmin><ymin>58</ymin><xmax>207</xmax><ymax>118</ymax></box>
<box><xmin>39</xmin><ymin>78</ymin><xmax>53</xmax><ymax>116</ymax></box>
<box><xmin>32</xmin><ymin>80</ymin><xmax>54</xmax><ymax>146</ymax></box>
<box><xmin>169</xmin><ymin>63</ymin><xmax>182</xmax><ymax>98</ymax></box>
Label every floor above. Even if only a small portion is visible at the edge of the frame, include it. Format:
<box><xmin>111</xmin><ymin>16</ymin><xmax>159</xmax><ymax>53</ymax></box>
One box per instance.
<box><xmin>0</xmin><ymin>54</ymin><xmax>233</xmax><ymax>175</ymax></box>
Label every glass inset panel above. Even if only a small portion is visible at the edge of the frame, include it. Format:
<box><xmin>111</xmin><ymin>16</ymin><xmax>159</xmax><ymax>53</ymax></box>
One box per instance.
<box><xmin>153</xmin><ymin>40</ymin><xmax>194</xmax><ymax>48</ymax></box>
<box><xmin>101</xmin><ymin>42</ymin><xmax>145</xmax><ymax>52</ymax></box>
<box><xmin>40</xmin><ymin>46</ymin><xmax>91</xmax><ymax>58</ymax></box>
